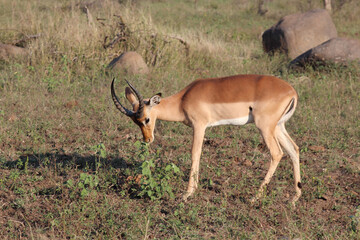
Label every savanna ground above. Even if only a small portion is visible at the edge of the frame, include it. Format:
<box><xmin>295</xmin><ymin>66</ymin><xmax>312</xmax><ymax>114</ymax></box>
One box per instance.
<box><xmin>0</xmin><ymin>0</ymin><xmax>359</xmax><ymax>239</ymax></box>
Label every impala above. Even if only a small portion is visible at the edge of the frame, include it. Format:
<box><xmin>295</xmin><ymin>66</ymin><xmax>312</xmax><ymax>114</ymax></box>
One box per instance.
<box><xmin>111</xmin><ymin>74</ymin><xmax>301</xmax><ymax>205</ymax></box>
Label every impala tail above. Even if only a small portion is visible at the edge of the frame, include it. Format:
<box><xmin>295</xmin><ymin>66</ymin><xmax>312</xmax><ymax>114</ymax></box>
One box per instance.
<box><xmin>279</xmin><ymin>97</ymin><xmax>297</xmax><ymax>125</ymax></box>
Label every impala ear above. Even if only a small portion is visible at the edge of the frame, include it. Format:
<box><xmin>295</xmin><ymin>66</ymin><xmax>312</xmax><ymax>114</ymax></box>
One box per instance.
<box><xmin>125</xmin><ymin>87</ymin><xmax>139</xmax><ymax>111</ymax></box>
<box><xmin>149</xmin><ymin>93</ymin><xmax>162</xmax><ymax>107</ymax></box>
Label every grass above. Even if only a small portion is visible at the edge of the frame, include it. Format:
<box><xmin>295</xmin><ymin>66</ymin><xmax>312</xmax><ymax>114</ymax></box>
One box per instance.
<box><xmin>0</xmin><ymin>0</ymin><xmax>359</xmax><ymax>239</ymax></box>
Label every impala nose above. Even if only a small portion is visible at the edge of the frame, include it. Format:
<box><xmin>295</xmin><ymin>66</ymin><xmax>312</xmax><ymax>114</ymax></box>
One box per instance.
<box><xmin>144</xmin><ymin>136</ymin><xmax>154</xmax><ymax>143</ymax></box>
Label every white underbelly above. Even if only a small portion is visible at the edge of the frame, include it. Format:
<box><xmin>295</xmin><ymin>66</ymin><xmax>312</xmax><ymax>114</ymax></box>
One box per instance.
<box><xmin>207</xmin><ymin>114</ymin><xmax>254</xmax><ymax>127</ymax></box>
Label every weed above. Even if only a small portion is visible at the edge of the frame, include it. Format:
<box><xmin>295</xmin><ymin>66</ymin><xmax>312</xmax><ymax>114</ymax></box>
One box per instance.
<box><xmin>15</xmin><ymin>157</ymin><xmax>29</xmax><ymax>173</ymax></box>
<box><xmin>311</xmin><ymin>176</ymin><xmax>329</xmax><ymax>200</ymax></box>
<box><xmin>350</xmin><ymin>207</ymin><xmax>360</xmax><ymax>236</ymax></box>
<box><xmin>91</xmin><ymin>143</ymin><xmax>107</xmax><ymax>173</ymax></box>
<box><xmin>66</xmin><ymin>173</ymin><xmax>99</xmax><ymax>199</ymax></box>
<box><xmin>130</xmin><ymin>141</ymin><xmax>183</xmax><ymax>200</ymax></box>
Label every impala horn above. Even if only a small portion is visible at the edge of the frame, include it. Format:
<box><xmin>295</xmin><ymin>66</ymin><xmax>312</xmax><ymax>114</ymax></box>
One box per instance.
<box><xmin>125</xmin><ymin>79</ymin><xmax>144</xmax><ymax>118</ymax></box>
<box><xmin>111</xmin><ymin>78</ymin><xmax>134</xmax><ymax>117</ymax></box>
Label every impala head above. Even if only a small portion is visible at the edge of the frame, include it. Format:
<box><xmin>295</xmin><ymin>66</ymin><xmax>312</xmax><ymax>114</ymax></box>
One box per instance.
<box><xmin>111</xmin><ymin>78</ymin><xmax>162</xmax><ymax>143</ymax></box>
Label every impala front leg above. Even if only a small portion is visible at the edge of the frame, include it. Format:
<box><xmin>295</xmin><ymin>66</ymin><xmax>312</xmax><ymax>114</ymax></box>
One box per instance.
<box><xmin>182</xmin><ymin>125</ymin><xmax>206</xmax><ymax>201</ymax></box>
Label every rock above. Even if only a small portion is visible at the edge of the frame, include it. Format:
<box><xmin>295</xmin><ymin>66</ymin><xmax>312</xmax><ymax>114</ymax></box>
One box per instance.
<box><xmin>8</xmin><ymin>114</ymin><xmax>18</xmax><ymax>122</ymax></box>
<box><xmin>262</xmin><ymin>9</ymin><xmax>337</xmax><ymax>59</ymax></box>
<box><xmin>242</xmin><ymin>159</ymin><xmax>253</xmax><ymax>167</ymax></box>
<box><xmin>76</xmin><ymin>0</ymin><xmax>105</xmax><ymax>13</ymax></box>
<box><xmin>64</xmin><ymin>100</ymin><xmax>79</xmax><ymax>109</ymax></box>
<box><xmin>0</xmin><ymin>43</ymin><xmax>28</xmax><ymax>61</ymax></box>
<box><xmin>308</xmin><ymin>145</ymin><xmax>326</xmax><ymax>152</ymax></box>
<box><xmin>107</xmin><ymin>51</ymin><xmax>149</xmax><ymax>75</ymax></box>
<box><xmin>290</xmin><ymin>37</ymin><xmax>360</xmax><ymax>67</ymax></box>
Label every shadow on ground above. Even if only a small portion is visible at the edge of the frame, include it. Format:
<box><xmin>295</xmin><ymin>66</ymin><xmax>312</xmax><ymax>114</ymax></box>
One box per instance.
<box><xmin>2</xmin><ymin>152</ymin><xmax>130</xmax><ymax>171</ymax></box>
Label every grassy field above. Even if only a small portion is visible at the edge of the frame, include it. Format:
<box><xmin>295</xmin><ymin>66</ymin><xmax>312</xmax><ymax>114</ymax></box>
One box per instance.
<box><xmin>0</xmin><ymin>0</ymin><xmax>359</xmax><ymax>239</ymax></box>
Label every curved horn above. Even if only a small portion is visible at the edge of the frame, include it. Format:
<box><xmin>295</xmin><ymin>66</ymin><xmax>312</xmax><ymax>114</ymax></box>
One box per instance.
<box><xmin>125</xmin><ymin>80</ymin><xmax>144</xmax><ymax>117</ymax></box>
<box><xmin>111</xmin><ymin>78</ymin><xmax>134</xmax><ymax>117</ymax></box>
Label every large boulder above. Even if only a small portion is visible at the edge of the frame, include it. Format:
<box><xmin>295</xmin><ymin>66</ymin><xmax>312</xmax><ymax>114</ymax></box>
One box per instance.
<box><xmin>77</xmin><ymin>0</ymin><xmax>105</xmax><ymax>13</ymax></box>
<box><xmin>290</xmin><ymin>37</ymin><xmax>360</xmax><ymax>67</ymax></box>
<box><xmin>107</xmin><ymin>51</ymin><xmax>149</xmax><ymax>75</ymax></box>
<box><xmin>0</xmin><ymin>43</ymin><xmax>28</xmax><ymax>61</ymax></box>
<box><xmin>262</xmin><ymin>9</ymin><xmax>337</xmax><ymax>59</ymax></box>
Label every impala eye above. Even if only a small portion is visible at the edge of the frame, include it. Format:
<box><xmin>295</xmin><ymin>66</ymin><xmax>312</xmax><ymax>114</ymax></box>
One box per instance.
<box><xmin>145</xmin><ymin>118</ymin><xmax>150</xmax><ymax>124</ymax></box>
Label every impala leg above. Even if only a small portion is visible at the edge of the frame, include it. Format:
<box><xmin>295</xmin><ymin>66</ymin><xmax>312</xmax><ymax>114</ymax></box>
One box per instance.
<box><xmin>251</xmin><ymin>126</ymin><xmax>283</xmax><ymax>203</ymax></box>
<box><xmin>276</xmin><ymin>123</ymin><xmax>301</xmax><ymax>206</ymax></box>
<box><xmin>182</xmin><ymin>125</ymin><xmax>206</xmax><ymax>201</ymax></box>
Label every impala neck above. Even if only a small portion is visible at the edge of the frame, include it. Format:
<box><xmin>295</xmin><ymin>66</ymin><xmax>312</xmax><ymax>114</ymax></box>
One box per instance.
<box><xmin>153</xmin><ymin>92</ymin><xmax>185</xmax><ymax>122</ymax></box>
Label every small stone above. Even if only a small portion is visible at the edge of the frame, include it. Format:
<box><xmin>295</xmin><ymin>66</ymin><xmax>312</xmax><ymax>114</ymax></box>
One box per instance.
<box><xmin>242</xmin><ymin>160</ymin><xmax>253</xmax><ymax>167</ymax></box>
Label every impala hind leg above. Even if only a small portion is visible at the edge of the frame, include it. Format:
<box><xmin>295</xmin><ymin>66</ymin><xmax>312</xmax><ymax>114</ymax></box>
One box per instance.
<box><xmin>251</xmin><ymin>125</ymin><xmax>283</xmax><ymax>203</ymax></box>
<box><xmin>182</xmin><ymin>125</ymin><xmax>206</xmax><ymax>201</ymax></box>
<box><xmin>276</xmin><ymin>123</ymin><xmax>301</xmax><ymax>206</ymax></box>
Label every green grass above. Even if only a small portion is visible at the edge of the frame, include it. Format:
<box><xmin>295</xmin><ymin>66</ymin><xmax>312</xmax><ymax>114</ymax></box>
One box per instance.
<box><xmin>0</xmin><ymin>0</ymin><xmax>359</xmax><ymax>239</ymax></box>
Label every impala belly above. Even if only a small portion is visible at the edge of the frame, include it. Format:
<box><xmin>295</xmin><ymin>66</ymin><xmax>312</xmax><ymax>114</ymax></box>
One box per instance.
<box><xmin>206</xmin><ymin>102</ymin><xmax>254</xmax><ymax>127</ymax></box>
<box><xmin>207</xmin><ymin>114</ymin><xmax>253</xmax><ymax>127</ymax></box>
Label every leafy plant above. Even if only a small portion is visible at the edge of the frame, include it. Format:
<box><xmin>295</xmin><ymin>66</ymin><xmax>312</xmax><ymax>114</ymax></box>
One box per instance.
<box><xmin>66</xmin><ymin>173</ymin><xmax>99</xmax><ymax>199</ymax></box>
<box><xmin>91</xmin><ymin>143</ymin><xmax>107</xmax><ymax>173</ymax></box>
<box><xmin>350</xmin><ymin>207</ymin><xmax>360</xmax><ymax>236</ymax></box>
<box><xmin>311</xmin><ymin>176</ymin><xmax>328</xmax><ymax>200</ymax></box>
<box><xmin>133</xmin><ymin>140</ymin><xmax>150</xmax><ymax>161</ymax></box>
<box><xmin>16</xmin><ymin>157</ymin><xmax>29</xmax><ymax>173</ymax></box>
<box><xmin>138</xmin><ymin>158</ymin><xmax>182</xmax><ymax>200</ymax></box>
<box><xmin>132</xmin><ymin>141</ymin><xmax>183</xmax><ymax>200</ymax></box>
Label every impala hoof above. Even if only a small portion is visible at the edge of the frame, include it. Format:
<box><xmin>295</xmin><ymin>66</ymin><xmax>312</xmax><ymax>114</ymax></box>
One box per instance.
<box><xmin>249</xmin><ymin>196</ymin><xmax>259</xmax><ymax>205</ymax></box>
<box><xmin>290</xmin><ymin>193</ymin><xmax>301</xmax><ymax>208</ymax></box>
<box><xmin>182</xmin><ymin>192</ymin><xmax>193</xmax><ymax>202</ymax></box>
<box><xmin>182</xmin><ymin>194</ymin><xmax>189</xmax><ymax>202</ymax></box>
<box><xmin>250</xmin><ymin>189</ymin><xmax>264</xmax><ymax>205</ymax></box>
